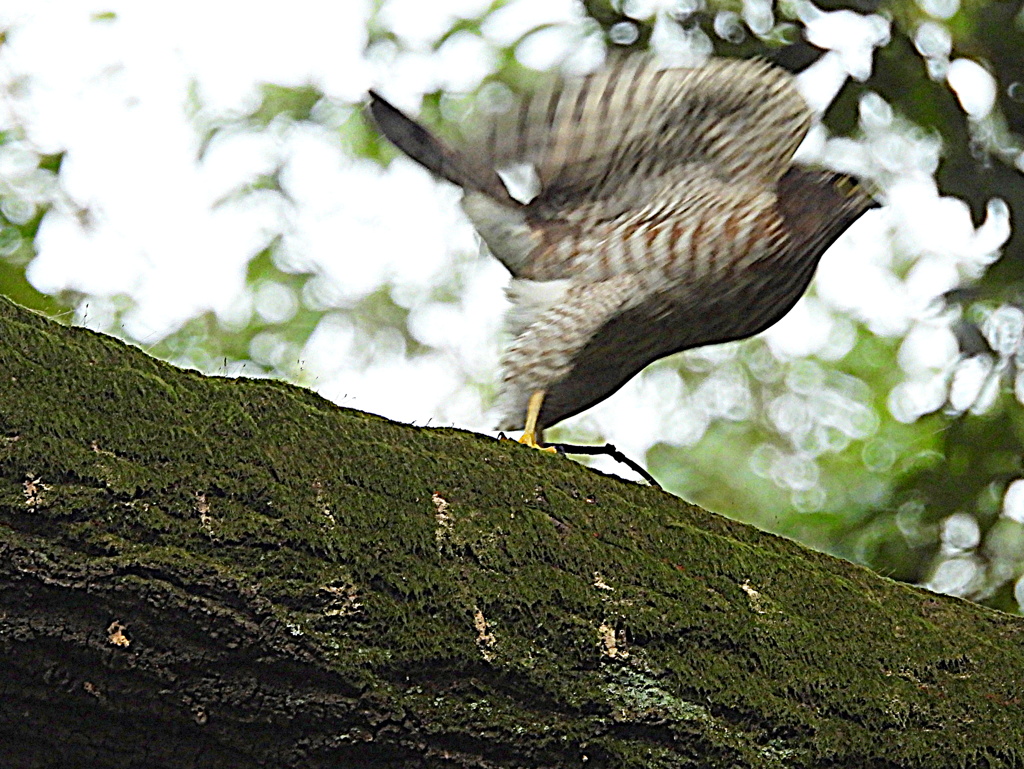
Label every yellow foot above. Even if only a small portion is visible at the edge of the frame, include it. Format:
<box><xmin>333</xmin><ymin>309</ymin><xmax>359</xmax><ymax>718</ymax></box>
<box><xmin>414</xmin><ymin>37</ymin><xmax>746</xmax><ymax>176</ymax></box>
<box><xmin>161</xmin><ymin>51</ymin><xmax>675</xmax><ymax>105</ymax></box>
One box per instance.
<box><xmin>518</xmin><ymin>391</ymin><xmax>557</xmax><ymax>452</ymax></box>
<box><xmin>518</xmin><ymin>430</ymin><xmax>558</xmax><ymax>453</ymax></box>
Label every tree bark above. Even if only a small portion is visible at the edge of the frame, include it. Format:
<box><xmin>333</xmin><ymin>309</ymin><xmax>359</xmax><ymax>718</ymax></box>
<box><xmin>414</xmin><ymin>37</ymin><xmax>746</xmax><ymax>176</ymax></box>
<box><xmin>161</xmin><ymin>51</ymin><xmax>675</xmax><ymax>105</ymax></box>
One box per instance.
<box><xmin>0</xmin><ymin>294</ymin><xmax>1022</xmax><ymax>768</ymax></box>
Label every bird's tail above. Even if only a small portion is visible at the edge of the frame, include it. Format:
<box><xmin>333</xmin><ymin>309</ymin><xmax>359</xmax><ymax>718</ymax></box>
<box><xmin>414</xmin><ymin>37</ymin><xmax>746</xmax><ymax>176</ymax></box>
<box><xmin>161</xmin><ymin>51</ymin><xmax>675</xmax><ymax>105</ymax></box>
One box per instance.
<box><xmin>367</xmin><ymin>91</ymin><xmax>514</xmax><ymax>205</ymax></box>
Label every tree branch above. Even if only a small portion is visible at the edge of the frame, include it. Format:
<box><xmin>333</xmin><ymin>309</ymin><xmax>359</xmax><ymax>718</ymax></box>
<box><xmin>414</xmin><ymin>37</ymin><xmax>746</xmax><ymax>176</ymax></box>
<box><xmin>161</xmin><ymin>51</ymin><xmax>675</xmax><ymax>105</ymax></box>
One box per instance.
<box><xmin>0</xmin><ymin>295</ymin><xmax>1022</xmax><ymax>768</ymax></box>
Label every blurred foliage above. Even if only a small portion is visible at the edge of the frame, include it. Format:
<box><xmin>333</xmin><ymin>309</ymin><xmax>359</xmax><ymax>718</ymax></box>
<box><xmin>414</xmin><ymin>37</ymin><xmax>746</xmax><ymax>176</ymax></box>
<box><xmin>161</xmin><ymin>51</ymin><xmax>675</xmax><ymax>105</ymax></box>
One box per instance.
<box><xmin>0</xmin><ymin>129</ymin><xmax>75</xmax><ymax>317</ymax></box>
<box><xmin>1</xmin><ymin>0</ymin><xmax>1024</xmax><ymax>612</ymax></box>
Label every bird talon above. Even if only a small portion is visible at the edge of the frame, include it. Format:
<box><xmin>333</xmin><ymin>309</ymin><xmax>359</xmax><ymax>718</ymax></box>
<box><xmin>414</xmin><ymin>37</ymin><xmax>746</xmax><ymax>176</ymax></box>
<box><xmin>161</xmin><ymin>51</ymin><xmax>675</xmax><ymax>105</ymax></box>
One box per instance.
<box><xmin>518</xmin><ymin>430</ymin><xmax>558</xmax><ymax>453</ymax></box>
<box><xmin>515</xmin><ymin>390</ymin><xmax>557</xmax><ymax>452</ymax></box>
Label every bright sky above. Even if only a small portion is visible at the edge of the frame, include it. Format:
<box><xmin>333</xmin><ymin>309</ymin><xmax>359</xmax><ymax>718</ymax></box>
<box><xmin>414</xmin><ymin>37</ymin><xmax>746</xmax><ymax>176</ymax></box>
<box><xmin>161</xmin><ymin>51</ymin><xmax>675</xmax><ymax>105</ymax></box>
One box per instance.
<box><xmin>0</xmin><ymin>1</ymin><xmax>1012</xmax><ymax>490</ymax></box>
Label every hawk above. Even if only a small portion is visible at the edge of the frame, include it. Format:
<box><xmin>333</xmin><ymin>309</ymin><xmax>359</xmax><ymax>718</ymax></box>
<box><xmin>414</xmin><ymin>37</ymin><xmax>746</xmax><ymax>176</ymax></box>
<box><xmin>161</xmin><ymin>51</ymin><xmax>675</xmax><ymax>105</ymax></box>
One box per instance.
<box><xmin>369</xmin><ymin>55</ymin><xmax>875</xmax><ymax>448</ymax></box>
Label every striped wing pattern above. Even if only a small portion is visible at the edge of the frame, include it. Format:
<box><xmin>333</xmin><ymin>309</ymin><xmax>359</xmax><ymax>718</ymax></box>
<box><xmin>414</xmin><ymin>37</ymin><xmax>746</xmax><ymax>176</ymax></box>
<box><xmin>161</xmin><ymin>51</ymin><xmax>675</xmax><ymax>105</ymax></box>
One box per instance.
<box><xmin>473</xmin><ymin>56</ymin><xmax>812</xmax><ymax>211</ymax></box>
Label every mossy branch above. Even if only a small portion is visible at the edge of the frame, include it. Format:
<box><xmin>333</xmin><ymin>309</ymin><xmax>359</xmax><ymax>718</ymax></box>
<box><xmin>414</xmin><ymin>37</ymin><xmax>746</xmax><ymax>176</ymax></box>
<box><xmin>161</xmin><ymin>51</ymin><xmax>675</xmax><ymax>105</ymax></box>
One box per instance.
<box><xmin>0</xmin><ymin>295</ymin><xmax>1021</xmax><ymax>768</ymax></box>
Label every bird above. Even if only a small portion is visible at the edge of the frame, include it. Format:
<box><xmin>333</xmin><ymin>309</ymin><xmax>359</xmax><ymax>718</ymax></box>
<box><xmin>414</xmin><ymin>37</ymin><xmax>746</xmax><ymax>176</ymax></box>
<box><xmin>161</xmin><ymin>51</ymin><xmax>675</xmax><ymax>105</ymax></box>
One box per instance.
<box><xmin>368</xmin><ymin>55</ymin><xmax>876</xmax><ymax>449</ymax></box>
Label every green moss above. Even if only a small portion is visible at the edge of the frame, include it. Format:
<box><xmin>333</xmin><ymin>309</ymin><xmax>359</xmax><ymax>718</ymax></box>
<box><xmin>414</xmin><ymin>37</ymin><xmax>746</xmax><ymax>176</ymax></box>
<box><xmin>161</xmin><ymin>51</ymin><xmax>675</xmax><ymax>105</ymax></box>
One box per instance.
<box><xmin>2</xmin><ymin>294</ymin><xmax>1024</xmax><ymax>767</ymax></box>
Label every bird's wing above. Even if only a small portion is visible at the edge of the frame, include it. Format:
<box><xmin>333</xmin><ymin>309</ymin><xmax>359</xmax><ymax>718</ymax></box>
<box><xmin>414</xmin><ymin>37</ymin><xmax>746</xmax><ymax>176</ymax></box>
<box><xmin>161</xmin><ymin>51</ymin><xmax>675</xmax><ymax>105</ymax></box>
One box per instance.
<box><xmin>522</xmin><ymin>168</ymin><xmax>787</xmax><ymax>283</ymax></box>
<box><xmin>467</xmin><ymin>55</ymin><xmax>812</xmax><ymax>213</ymax></box>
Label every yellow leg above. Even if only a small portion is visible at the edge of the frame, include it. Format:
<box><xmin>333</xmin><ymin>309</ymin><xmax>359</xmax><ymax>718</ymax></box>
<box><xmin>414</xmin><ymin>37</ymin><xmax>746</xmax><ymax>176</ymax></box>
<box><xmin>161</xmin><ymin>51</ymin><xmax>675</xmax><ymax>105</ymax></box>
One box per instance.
<box><xmin>519</xmin><ymin>390</ymin><xmax>557</xmax><ymax>452</ymax></box>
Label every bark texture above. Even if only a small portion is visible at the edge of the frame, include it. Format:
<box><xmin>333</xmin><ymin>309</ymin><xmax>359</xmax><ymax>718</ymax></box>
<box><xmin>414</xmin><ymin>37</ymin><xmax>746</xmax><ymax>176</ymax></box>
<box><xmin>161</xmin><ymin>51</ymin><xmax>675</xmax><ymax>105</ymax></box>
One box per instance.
<box><xmin>1</xmin><ymin>295</ymin><xmax>1022</xmax><ymax>768</ymax></box>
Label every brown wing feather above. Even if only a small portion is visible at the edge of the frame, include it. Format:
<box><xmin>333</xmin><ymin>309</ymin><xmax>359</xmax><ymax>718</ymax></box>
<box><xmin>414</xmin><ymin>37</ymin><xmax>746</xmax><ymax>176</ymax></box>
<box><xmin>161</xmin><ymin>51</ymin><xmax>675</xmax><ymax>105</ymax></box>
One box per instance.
<box><xmin>467</xmin><ymin>56</ymin><xmax>812</xmax><ymax>213</ymax></box>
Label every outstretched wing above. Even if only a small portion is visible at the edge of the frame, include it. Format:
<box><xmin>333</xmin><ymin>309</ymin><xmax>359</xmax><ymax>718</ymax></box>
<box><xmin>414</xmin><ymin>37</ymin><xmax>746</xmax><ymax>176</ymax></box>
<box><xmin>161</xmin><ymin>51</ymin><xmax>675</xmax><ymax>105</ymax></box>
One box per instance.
<box><xmin>467</xmin><ymin>56</ymin><xmax>813</xmax><ymax>215</ymax></box>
